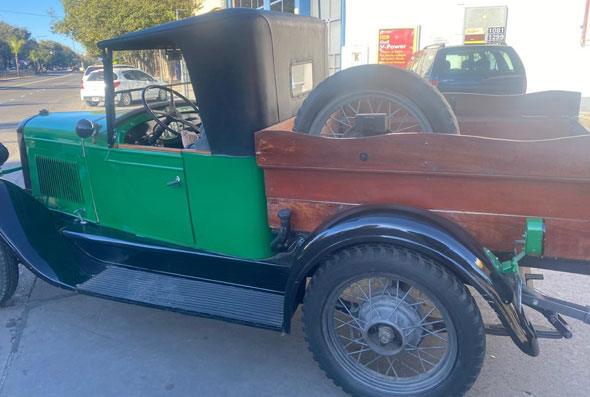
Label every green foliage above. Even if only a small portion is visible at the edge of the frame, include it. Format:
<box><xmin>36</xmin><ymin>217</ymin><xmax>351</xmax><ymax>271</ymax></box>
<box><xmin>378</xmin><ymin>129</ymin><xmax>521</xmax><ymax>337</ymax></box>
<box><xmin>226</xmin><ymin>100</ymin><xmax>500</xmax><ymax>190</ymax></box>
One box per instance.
<box><xmin>52</xmin><ymin>0</ymin><xmax>195</xmax><ymax>57</ymax></box>
<box><xmin>36</xmin><ymin>40</ymin><xmax>82</xmax><ymax>68</ymax></box>
<box><xmin>7</xmin><ymin>35</ymin><xmax>26</xmax><ymax>75</ymax></box>
<box><xmin>0</xmin><ymin>21</ymin><xmax>32</xmax><ymax>69</ymax></box>
<box><xmin>0</xmin><ymin>19</ymin><xmax>81</xmax><ymax>72</ymax></box>
<box><xmin>7</xmin><ymin>36</ymin><xmax>25</xmax><ymax>56</ymax></box>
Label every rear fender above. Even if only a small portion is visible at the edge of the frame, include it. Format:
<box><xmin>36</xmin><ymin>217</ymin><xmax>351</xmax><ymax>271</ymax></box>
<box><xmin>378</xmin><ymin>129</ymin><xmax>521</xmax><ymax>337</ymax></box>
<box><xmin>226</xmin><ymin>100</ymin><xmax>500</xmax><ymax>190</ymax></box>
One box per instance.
<box><xmin>285</xmin><ymin>205</ymin><xmax>539</xmax><ymax>356</ymax></box>
<box><xmin>0</xmin><ymin>180</ymin><xmax>91</xmax><ymax>289</ymax></box>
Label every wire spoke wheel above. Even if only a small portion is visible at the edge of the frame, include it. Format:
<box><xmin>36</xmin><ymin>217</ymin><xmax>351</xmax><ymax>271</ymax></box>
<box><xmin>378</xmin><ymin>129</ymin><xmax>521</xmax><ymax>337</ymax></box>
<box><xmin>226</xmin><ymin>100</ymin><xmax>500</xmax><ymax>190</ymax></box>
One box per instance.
<box><xmin>293</xmin><ymin>65</ymin><xmax>460</xmax><ymax>136</ymax></box>
<box><xmin>325</xmin><ymin>274</ymin><xmax>457</xmax><ymax>394</ymax></box>
<box><xmin>309</xmin><ymin>91</ymin><xmax>433</xmax><ymax>137</ymax></box>
<box><xmin>303</xmin><ymin>246</ymin><xmax>485</xmax><ymax>397</ymax></box>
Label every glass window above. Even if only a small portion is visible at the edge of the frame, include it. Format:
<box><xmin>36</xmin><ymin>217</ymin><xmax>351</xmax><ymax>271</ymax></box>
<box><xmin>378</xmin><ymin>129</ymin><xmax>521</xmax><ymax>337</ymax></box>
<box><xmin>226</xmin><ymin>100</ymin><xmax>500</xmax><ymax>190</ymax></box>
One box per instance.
<box><xmin>291</xmin><ymin>61</ymin><xmax>313</xmax><ymax>97</ymax></box>
<box><xmin>500</xmin><ymin>51</ymin><xmax>516</xmax><ymax>72</ymax></box>
<box><xmin>84</xmin><ymin>66</ymin><xmax>101</xmax><ymax>76</ymax></box>
<box><xmin>233</xmin><ymin>0</ymin><xmax>264</xmax><ymax>8</ymax></box>
<box><xmin>122</xmin><ymin>71</ymin><xmax>136</xmax><ymax>80</ymax></box>
<box><xmin>440</xmin><ymin>48</ymin><xmax>517</xmax><ymax>75</ymax></box>
<box><xmin>233</xmin><ymin>0</ymin><xmax>295</xmax><ymax>13</ymax></box>
<box><xmin>416</xmin><ymin>49</ymin><xmax>437</xmax><ymax>76</ymax></box>
<box><xmin>133</xmin><ymin>70</ymin><xmax>155</xmax><ymax>81</ymax></box>
<box><xmin>111</xmin><ymin>49</ymin><xmax>196</xmax><ymax>113</ymax></box>
<box><xmin>271</xmin><ymin>0</ymin><xmax>295</xmax><ymax>13</ymax></box>
<box><xmin>406</xmin><ymin>51</ymin><xmax>422</xmax><ymax>72</ymax></box>
<box><xmin>87</xmin><ymin>71</ymin><xmax>118</xmax><ymax>81</ymax></box>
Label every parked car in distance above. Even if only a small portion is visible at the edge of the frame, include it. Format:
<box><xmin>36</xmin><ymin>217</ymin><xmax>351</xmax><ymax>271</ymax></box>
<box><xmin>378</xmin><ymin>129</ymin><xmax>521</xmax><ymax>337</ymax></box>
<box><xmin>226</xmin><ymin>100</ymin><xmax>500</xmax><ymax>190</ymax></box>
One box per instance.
<box><xmin>82</xmin><ymin>64</ymin><xmax>134</xmax><ymax>81</ymax></box>
<box><xmin>407</xmin><ymin>44</ymin><xmax>527</xmax><ymax>94</ymax></box>
<box><xmin>80</xmin><ymin>68</ymin><xmax>167</xmax><ymax>107</ymax></box>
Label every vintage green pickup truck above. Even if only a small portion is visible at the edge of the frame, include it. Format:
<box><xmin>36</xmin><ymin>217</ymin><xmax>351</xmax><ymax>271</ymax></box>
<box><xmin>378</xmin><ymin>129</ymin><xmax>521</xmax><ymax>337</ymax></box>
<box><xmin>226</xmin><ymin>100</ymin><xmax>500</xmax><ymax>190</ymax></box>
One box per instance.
<box><xmin>1</xmin><ymin>9</ymin><xmax>590</xmax><ymax>397</ymax></box>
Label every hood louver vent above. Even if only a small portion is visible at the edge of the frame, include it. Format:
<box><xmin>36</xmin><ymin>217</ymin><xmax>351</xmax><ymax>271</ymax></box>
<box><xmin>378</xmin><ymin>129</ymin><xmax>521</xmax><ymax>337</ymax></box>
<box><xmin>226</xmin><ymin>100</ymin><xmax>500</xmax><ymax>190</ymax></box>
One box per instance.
<box><xmin>35</xmin><ymin>155</ymin><xmax>84</xmax><ymax>204</ymax></box>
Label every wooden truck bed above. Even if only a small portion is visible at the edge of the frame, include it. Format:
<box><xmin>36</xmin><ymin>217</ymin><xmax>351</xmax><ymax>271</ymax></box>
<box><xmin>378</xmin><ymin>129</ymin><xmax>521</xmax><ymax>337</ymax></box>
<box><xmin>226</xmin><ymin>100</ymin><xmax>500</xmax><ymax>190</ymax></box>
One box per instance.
<box><xmin>255</xmin><ymin>91</ymin><xmax>590</xmax><ymax>261</ymax></box>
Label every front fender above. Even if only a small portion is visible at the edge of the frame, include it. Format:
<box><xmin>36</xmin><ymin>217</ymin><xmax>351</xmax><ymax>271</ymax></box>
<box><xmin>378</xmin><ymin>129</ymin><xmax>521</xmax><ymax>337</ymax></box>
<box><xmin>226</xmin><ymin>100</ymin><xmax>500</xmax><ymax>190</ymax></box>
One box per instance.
<box><xmin>0</xmin><ymin>179</ymin><xmax>90</xmax><ymax>289</ymax></box>
<box><xmin>285</xmin><ymin>205</ymin><xmax>539</xmax><ymax>356</ymax></box>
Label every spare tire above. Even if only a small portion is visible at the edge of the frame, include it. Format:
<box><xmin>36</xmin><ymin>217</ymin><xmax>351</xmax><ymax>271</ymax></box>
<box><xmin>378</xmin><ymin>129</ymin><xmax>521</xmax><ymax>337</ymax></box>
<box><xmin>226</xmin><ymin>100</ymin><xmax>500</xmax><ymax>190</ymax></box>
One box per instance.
<box><xmin>293</xmin><ymin>64</ymin><xmax>459</xmax><ymax>137</ymax></box>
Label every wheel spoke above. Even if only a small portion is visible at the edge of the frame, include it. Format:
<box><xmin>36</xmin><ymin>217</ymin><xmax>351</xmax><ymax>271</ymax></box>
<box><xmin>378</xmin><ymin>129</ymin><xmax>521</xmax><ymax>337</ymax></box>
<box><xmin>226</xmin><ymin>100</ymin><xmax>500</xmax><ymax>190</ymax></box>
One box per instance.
<box><xmin>334</xmin><ymin>317</ymin><xmax>364</xmax><ymax>333</ymax></box>
<box><xmin>395</xmin><ymin>357</ymin><xmax>422</xmax><ymax>375</ymax></box>
<box><xmin>337</xmin><ymin>334</ymin><xmax>368</xmax><ymax>346</ymax></box>
<box><xmin>338</xmin><ymin>298</ymin><xmax>365</xmax><ymax>330</ymax></box>
<box><xmin>385</xmin><ymin>356</ymin><xmax>399</xmax><ymax>377</ymax></box>
<box><xmin>347</xmin><ymin>346</ymin><xmax>372</xmax><ymax>356</ymax></box>
<box><xmin>327</xmin><ymin>271</ymin><xmax>460</xmax><ymax>386</ymax></box>
<box><xmin>394</xmin><ymin>123</ymin><xmax>421</xmax><ymax>133</ymax></box>
<box><xmin>352</xmin><ymin>282</ymin><xmax>381</xmax><ymax>319</ymax></box>
<box><xmin>405</xmin><ymin>344</ymin><xmax>445</xmax><ymax>361</ymax></box>
<box><xmin>374</xmin><ymin>97</ymin><xmax>384</xmax><ymax>113</ymax></box>
<box><xmin>387</xmin><ymin>286</ymin><xmax>414</xmax><ymax>321</ymax></box>
<box><xmin>394</xmin><ymin>111</ymin><xmax>409</xmax><ymax>133</ymax></box>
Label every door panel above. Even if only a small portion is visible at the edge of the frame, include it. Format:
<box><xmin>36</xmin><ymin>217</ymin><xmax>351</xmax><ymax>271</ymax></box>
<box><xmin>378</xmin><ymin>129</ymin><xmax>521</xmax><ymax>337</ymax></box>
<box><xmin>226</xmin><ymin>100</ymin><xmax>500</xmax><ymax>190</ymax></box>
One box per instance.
<box><xmin>85</xmin><ymin>145</ymin><xmax>194</xmax><ymax>246</ymax></box>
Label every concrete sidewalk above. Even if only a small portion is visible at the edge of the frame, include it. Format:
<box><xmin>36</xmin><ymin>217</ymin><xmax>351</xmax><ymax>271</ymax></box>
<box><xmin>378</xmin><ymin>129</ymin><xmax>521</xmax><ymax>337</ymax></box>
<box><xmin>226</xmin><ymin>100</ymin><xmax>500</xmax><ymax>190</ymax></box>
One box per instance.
<box><xmin>0</xmin><ymin>268</ymin><xmax>589</xmax><ymax>397</ymax></box>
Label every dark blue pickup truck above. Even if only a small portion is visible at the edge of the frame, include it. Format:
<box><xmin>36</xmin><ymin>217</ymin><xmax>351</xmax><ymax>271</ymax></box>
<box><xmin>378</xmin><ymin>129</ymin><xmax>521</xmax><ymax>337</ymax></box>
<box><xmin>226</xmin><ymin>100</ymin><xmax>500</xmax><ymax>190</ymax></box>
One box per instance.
<box><xmin>408</xmin><ymin>44</ymin><xmax>527</xmax><ymax>94</ymax></box>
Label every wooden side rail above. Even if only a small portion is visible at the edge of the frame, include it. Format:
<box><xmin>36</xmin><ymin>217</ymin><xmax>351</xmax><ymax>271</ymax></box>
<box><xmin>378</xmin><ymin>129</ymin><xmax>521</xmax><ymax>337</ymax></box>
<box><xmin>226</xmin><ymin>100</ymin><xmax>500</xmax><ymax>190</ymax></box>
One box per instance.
<box><xmin>256</xmin><ymin>129</ymin><xmax>590</xmax><ymax>260</ymax></box>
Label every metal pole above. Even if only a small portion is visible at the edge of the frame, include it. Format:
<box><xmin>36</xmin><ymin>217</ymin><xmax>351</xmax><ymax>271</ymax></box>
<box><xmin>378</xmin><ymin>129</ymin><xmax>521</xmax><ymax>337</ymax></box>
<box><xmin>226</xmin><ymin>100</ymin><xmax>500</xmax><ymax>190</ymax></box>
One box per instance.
<box><xmin>582</xmin><ymin>0</ymin><xmax>590</xmax><ymax>47</ymax></box>
<box><xmin>102</xmin><ymin>48</ymin><xmax>116</xmax><ymax>148</ymax></box>
<box><xmin>175</xmin><ymin>9</ymin><xmax>189</xmax><ymax>96</ymax></box>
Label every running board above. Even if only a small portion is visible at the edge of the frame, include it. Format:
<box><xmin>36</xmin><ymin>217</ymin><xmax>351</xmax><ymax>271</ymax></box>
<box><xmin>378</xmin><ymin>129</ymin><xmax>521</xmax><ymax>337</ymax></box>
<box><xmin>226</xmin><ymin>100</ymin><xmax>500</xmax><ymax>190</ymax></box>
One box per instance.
<box><xmin>77</xmin><ymin>266</ymin><xmax>284</xmax><ymax>331</ymax></box>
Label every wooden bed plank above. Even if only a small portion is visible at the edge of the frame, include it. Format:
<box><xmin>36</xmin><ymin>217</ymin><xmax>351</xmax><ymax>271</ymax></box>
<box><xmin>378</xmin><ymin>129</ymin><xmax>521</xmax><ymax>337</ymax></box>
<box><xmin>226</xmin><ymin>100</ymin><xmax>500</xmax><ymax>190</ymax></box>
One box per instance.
<box><xmin>266</xmin><ymin>198</ymin><xmax>590</xmax><ymax>260</ymax></box>
<box><xmin>256</xmin><ymin>127</ymin><xmax>590</xmax><ymax>260</ymax></box>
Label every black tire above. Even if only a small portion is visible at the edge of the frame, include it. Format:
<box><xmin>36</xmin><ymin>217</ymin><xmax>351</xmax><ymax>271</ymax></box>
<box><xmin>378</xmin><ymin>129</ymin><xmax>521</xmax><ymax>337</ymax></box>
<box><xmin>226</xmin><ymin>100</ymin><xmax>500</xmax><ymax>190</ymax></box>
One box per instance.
<box><xmin>119</xmin><ymin>93</ymin><xmax>132</xmax><ymax>107</ymax></box>
<box><xmin>293</xmin><ymin>64</ymin><xmax>459</xmax><ymax>136</ymax></box>
<box><xmin>0</xmin><ymin>241</ymin><xmax>19</xmax><ymax>306</ymax></box>
<box><xmin>85</xmin><ymin>100</ymin><xmax>99</xmax><ymax>107</ymax></box>
<box><xmin>0</xmin><ymin>142</ymin><xmax>8</xmax><ymax>166</ymax></box>
<box><xmin>303</xmin><ymin>245</ymin><xmax>485</xmax><ymax>397</ymax></box>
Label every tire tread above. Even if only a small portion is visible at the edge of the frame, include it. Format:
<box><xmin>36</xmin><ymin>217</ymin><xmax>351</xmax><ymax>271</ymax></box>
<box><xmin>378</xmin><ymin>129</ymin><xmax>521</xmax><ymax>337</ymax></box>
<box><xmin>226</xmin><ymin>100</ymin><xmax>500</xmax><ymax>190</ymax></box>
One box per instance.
<box><xmin>302</xmin><ymin>244</ymin><xmax>485</xmax><ymax>397</ymax></box>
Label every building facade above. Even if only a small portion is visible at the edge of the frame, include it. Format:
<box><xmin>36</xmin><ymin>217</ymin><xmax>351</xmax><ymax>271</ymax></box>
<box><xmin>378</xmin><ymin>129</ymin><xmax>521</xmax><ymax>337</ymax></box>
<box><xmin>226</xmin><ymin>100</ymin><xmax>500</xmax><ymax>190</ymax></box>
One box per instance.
<box><xmin>195</xmin><ymin>0</ymin><xmax>589</xmax><ymax>98</ymax></box>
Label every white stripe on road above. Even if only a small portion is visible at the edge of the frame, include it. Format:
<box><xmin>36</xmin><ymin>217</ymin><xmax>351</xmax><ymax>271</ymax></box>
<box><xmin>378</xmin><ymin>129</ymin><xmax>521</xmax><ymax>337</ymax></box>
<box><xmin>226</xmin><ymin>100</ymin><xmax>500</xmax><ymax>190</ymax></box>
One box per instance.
<box><xmin>7</xmin><ymin>73</ymin><xmax>73</xmax><ymax>87</ymax></box>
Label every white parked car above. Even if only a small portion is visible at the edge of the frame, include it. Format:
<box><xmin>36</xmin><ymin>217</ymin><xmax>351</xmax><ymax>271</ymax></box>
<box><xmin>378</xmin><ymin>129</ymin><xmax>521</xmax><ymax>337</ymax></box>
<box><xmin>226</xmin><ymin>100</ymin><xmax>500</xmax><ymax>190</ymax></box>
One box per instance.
<box><xmin>80</xmin><ymin>68</ymin><xmax>167</xmax><ymax>107</ymax></box>
<box><xmin>82</xmin><ymin>64</ymin><xmax>133</xmax><ymax>81</ymax></box>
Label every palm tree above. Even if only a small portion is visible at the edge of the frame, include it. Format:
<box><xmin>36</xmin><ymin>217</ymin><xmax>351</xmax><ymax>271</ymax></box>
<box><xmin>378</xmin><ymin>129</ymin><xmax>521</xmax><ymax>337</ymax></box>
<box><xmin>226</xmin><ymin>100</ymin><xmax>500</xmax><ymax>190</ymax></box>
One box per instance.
<box><xmin>7</xmin><ymin>36</ymin><xmax>26</xmax><ymax>76</ymax></box>
<box><xmin>28</xmin><ymin>49</ymin><xmax>40</xmax><ymax>73</ymax></box>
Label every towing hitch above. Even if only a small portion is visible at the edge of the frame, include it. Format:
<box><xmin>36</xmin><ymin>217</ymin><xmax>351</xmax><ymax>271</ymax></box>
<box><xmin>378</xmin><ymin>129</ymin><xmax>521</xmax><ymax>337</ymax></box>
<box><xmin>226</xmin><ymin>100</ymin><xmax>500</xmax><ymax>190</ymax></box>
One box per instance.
<box><xmin>521</xmin><ymin>284</ymin><xmax>590</xmax><ymax>338</ymax></box>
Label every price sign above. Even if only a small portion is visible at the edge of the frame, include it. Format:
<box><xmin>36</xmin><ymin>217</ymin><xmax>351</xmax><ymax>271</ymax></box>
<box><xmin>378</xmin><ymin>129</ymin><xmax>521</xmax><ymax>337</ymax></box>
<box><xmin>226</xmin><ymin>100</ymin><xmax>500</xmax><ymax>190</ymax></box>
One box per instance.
<box><xmin>487</xmin><ymin>27</ymin><xmax>505</xmax><ymax>43</ymax></box>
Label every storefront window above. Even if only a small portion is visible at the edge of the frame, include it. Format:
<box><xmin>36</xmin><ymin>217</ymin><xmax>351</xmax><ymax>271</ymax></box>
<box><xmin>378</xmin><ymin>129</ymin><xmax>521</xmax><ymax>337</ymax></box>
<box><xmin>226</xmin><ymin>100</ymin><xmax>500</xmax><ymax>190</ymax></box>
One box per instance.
<box><xmin>271</xmin><ymin>0</ymin><xmax>295</xmax><ymax>13</ymax></box>
<box><xmin>233</xmin><ymin>0</ymin><xmax>264</xmax><ymax>9</ymax></box>
<box><xmin>233</xmin><ymin>0</ymin><xmax>296</xmax><ymax>13</ymax></box>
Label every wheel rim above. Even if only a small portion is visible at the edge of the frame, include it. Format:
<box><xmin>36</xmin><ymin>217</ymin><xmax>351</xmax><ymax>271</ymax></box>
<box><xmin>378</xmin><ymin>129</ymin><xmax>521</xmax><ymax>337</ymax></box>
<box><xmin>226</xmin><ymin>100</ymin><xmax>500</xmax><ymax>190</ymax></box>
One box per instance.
<box><xmin>309</xmin><ymin>90</ymin><xmax>433</xmax><ymax>137</ymax></box>
<box><xmin>121</xmin><ymin>94</ymin><xmax>131</xmax><ymax>105</ymax></box>
<box><xmin>323</xmin><ymin>273</ymin><xmax>457</xmax><ymax>395</ymax></box>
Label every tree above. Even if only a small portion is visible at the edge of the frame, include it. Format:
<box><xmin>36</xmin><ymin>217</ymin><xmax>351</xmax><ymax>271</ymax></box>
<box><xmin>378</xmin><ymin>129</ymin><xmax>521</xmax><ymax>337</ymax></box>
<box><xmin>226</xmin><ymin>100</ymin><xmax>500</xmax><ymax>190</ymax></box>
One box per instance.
<box><xmin>28</xmin><ymin>49</ymin><xmax>40</xmax><ymax>72</ymax></box>
<box><xmin>7</xmin><ymin>36</ymin><xmax>25</xmax><ymax>76</ymax></box>
<box><xmin>34</xmin><ymin>40</ymin><xmax>82</xmax><ymax>70</ymax></box>
<box><xmin>0</xmin><ymin>21</ymin><xmax>32</xmax><ymax>70</ymax></box>
<box><xmin>52</xmin><ymin>0</ymin><xmax>194</xmax><ymax>57</ymax></box>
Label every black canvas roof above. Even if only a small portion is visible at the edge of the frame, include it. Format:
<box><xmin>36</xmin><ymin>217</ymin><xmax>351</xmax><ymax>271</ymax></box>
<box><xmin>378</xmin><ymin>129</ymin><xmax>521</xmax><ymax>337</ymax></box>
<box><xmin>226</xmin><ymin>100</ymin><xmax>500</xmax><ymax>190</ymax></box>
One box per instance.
<box><xmin>99</xmin><ymin>9</ymin><xmax>326</xmax><ymax>156</ymax></box>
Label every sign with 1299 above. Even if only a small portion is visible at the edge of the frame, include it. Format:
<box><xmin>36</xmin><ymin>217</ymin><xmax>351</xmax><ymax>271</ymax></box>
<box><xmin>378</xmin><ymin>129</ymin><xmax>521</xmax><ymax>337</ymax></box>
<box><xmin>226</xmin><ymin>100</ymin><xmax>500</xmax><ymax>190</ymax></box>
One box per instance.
<box><xmin>487</xmin><ymin>27</ymin><xmax>505</xmax><ymax>43</ymax></box>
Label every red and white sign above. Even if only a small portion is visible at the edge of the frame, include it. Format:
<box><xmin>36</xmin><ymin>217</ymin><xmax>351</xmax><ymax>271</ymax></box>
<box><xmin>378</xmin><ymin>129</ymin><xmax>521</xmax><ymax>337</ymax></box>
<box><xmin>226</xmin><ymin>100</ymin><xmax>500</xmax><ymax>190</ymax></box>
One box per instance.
<box><xmin>378</xmin><ymin>27</ymin><xmax>419</xmax><ymax>68</ymax></box>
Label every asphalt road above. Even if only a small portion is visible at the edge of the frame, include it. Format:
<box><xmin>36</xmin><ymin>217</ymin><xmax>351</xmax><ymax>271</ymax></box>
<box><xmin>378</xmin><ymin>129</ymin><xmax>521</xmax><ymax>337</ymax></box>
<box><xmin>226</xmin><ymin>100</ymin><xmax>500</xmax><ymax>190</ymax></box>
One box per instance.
<box><xmin>1</xmin><ymin>73</ymin><xmax>590</xmax><ymax>397</ymax></box>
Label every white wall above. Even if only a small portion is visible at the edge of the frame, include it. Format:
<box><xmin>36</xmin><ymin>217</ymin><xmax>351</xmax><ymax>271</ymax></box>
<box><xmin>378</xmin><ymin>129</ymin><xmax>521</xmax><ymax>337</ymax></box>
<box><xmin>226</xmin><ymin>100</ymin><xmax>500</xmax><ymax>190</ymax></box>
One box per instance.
<box><xmin>343</xmin><ymin>0</ymin><xmax>590</xmax><ymax>96</ymax></box>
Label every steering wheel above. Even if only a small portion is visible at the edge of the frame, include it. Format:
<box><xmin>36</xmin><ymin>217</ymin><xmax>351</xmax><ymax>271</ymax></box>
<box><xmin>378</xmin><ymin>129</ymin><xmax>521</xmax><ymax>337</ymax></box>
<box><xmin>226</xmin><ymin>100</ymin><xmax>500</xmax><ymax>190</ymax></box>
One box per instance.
<box><xmin>141</xmin><ymin>85</ymin><xmax>201</xmax><ymax>142</ymax></box>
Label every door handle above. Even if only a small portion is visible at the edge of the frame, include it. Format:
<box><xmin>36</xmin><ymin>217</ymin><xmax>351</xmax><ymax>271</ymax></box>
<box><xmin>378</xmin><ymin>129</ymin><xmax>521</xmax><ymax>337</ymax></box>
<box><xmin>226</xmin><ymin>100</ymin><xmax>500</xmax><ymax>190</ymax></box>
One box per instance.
<box><xmin>167</xmin><ymin>176</ymin><xmax>181</xmax><ymax>186</ymax></box>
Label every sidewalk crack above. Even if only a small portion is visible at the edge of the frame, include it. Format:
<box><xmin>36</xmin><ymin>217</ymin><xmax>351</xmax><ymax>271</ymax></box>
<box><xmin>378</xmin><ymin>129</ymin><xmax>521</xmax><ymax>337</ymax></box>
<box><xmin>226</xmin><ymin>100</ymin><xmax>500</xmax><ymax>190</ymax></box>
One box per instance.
<box><xmin>0</xmin><ymin>277</ymin><xmax>37</xmax><ymax>394</ymax></box>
